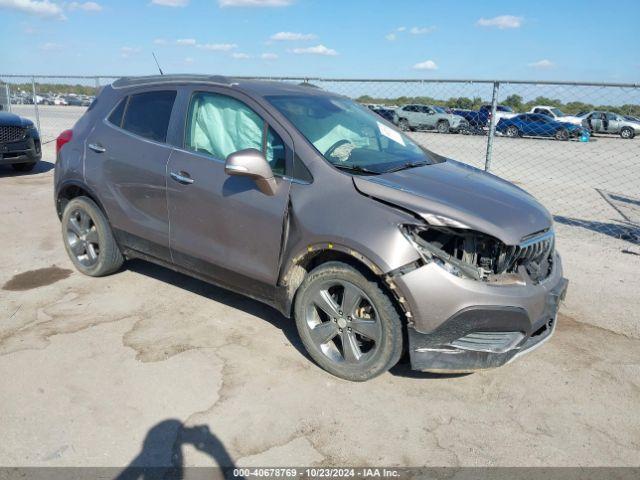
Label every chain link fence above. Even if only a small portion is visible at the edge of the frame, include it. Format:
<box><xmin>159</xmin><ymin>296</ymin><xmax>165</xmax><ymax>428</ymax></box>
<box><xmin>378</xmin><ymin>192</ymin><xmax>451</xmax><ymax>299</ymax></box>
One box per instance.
<box><xmin>2</xmin><ymin>74</ymin><xmax>639</xmax><ymax>244</ymax></box>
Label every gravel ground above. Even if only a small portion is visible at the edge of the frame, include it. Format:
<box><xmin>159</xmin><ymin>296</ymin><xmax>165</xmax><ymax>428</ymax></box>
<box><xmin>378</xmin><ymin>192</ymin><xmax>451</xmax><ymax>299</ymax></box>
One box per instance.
<box><xmin>1</xmin><ymin>105</ymin><xmax>638</xmax><ymax>469</ymax></box>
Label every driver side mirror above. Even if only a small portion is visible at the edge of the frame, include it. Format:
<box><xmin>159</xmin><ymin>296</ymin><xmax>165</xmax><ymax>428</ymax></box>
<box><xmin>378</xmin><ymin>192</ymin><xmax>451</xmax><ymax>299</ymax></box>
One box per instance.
<box><xmin>225</xmin><ymin>148</ymin><xmax>277</xmax><ymax>196</ymax></box>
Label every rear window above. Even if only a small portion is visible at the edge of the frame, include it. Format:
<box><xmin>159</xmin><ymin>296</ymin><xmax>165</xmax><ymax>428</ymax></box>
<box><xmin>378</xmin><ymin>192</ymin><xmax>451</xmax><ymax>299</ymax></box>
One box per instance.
<box><xmin>108</xmin><ymin>98</ymin><xmax>126</xmax><ymax>127</ymax></box>
<box><xmin>115</xmin><ymin>90</ymin><xmax>177</xmax><ymax>143</ymax></box>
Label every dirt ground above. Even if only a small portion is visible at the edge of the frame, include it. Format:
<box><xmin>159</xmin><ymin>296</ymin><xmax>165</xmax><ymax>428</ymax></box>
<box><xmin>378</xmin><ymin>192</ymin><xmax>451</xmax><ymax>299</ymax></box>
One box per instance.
<box><xmin>0</xmin><ymin>107</ymin><xmax>639</xmax><ymax>469</ymax></box>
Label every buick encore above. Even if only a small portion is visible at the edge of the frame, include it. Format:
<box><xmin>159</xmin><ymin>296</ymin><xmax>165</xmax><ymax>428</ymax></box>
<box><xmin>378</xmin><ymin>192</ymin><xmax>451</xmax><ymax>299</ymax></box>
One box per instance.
<box><xmin>54</xmin><ymin>75</ymin><xmax>568</xmax><ymax>381</ymax></box>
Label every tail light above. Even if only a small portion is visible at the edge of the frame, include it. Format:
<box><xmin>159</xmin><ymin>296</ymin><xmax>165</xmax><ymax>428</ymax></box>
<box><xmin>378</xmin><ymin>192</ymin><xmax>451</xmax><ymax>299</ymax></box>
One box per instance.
<box><xmin>56</xmin><ymin>129</ymin><xmax>73</xmax><ymax>155</ymax></box>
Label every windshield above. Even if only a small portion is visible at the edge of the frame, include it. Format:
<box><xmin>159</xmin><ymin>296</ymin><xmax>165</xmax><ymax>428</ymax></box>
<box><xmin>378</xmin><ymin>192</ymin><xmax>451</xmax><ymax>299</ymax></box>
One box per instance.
<box><xmin>550</xmin><ymin>108</ymin><xmax>565</xmax><ymax>117</ymax></box>
<box><xmin>432</xmin><ymin>106</ymin><xmax>446</xmax><ymax>113</ymax></box>
<box><xmin>266</xmin><ymin>95</ymin><xmax>436</xmax><ymax>174</ymax></box>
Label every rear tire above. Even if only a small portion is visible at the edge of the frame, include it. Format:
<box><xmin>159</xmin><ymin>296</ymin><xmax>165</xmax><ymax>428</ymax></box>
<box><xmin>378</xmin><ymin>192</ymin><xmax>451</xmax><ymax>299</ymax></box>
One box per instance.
<box><xmin>437</xmin><ymin>120</ymin><xmax>450</xmax><ymax>134</ymax></box>
<box><xmin>12</xmin><ymin>162</ymin><xmax>36</xmax><ymax>172</ymax></box>
<box><xmin>294</xmin><ymin>262</ymin><xmax>403</xmax><ymax>382</ymax></box>
<box><xmin>620</xmin><ymin>127</ymin><xmax>635</xmax><ymax>139</ymax></box>
<box><xmin>505</xmin><ymin>125</ymin><xmax>520</xmax><ymax>138</ymax></box>
<box><xmin>61</xmin><ymin>196</ymin><xmax>123</xmax><ymax>277</ymax></box>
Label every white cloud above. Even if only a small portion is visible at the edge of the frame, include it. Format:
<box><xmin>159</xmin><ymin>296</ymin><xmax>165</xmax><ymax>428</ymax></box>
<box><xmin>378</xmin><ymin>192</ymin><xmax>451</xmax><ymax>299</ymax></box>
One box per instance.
<box><xmin>176</xmin><ymin>38</ymin><xmax>197</xmax><ymax>45</ymax></box>
<box><xmin>153</xmin><ymin>38</ymin><xmax>168</xmax><ymax>45</ymax></box>
<box><xmin>291</xmin><ymin>44</ymin><xmax>338</xmax><ymax>56</ymax></box>
<box><xmin>261</xmin><ymin>52</ymin><xmax>278</xmax><ymax>60</ymax></box>
<box><xmin>219</xmin><ymin>0</ymin><xmax>293</xmax><ymax>6</ymax></box>
<box><xmin>184</xmin><ymin>57</ymin><xmax>194</xmax><ymax>63</ymax></box>
<box><xmin>270</xmin><ymin>31</ymin><xmax>316</xmax><ymax>41</ymax></box>
<box><xmin>68</xmin><ymin>1</ymin><xmax>102</xmax><ymax>11</ymax></box>
<box><xmin>121</xmin><ymin>46</ymin><xmax>141</xmax><ymax>58</ymax></box>
<box><xmin>151</xmin><ymin>0</ymin><xmax>188</xmax><ymax>6</ymax></box>
<box><xmin>40</xmin><ymin>42</ymin><xmax>62</xmax><ymax>51</ymax></box>
<box><xmin>385</xmin><ymin>33</ymin><xmax>396</xmax><ymax>41</ymax></box>
<box><xmin>0</xmin><ymin>0</ymin><xmax>65</xmax><ymax>19</ymax></box>
<box><xmin>231</xmin><ymin>52</ymin><xmax>251</xmax><ymax>59</ymax></box>
<box><xmin>477</xmin><ymin>15</ymin><xmax>523</xmax><ymax>29</ymax></box>
<box><xmin>410</xmin><ymin>26</ymin><xmax>435</xmax><ymax>35</ymax></box>
<box><xmin>396</xmin><ymin>26</ymin><xmax>406</xmax><ymax>32</ymax></box>
<box><xmin>413</xmin><ymin>59</ymin><xmax>438</xmax><ymax>70</ymax></box>
<box><xmin>528</xmin><ymin>59</ymin><xmax>554</xmax><ymax>69</ymax></box>
<box><xmin>197</xmin><ymin>43</ymin><xmax>238</xmax><ymax>51</ymax></box>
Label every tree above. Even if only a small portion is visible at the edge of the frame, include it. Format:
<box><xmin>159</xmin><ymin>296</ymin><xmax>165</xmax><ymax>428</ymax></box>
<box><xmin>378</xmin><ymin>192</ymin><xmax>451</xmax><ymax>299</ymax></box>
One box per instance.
<box><xmin>503</xmin><ymin>94</ymin><xmax>523</xmax><ymax>112</ymax></box>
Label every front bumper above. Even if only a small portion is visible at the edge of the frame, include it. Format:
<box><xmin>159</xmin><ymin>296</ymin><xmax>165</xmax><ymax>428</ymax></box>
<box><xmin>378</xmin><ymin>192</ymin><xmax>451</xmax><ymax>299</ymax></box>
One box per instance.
<box><xmin>393</xmin><ymin>253</ymin><xmax>568</xmax><ymax>372</ymax></box>
<box><xmin>0</xmin><ymin>136</ymin><xmax>42</xmax><ymax>165</ymax></box>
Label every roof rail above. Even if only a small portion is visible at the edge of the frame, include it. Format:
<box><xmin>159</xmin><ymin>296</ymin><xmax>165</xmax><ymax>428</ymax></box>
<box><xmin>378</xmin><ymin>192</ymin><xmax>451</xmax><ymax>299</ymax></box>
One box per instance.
<box><xmin>111</xmin><ymin>74</ymin><xmax>232</xmax><ymax>89</ymax></box>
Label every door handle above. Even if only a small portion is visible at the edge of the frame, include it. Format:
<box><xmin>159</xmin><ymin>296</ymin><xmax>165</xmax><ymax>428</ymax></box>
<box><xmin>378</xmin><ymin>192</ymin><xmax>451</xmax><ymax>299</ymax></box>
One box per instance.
<box><xmin>88</xmin><ymin>143</ymin><xmax>106</xmax><ymax>153</ymax></box>
<box><xmin>170</xmin><ymin>171</ymin><xmax>194</xmax><ymax>185</ymax></box>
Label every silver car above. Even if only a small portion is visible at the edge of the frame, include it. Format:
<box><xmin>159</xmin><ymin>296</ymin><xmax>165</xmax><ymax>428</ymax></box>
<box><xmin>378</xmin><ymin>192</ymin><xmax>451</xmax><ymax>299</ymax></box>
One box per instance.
<box><xmin>581</xmin><ymin>111</ymin><xmax>639</xmax><ymax>139</ymax></box>
<box><xmin>393</xmin><ymin>104</ymin><xmax>468</xmax><ymax>134</ymax></box>
<box><xmin>54</xmin><ymin>75</ymin><xmax>567</xmax><ymax>381</ymax></box>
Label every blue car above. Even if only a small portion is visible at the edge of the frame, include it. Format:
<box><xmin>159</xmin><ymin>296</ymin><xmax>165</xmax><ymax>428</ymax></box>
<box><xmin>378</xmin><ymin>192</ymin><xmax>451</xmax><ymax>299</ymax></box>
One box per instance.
<box><xmin>496</xmin><ymin>113</ymin><xmax>585</xmax><ymax>140</ymax></box>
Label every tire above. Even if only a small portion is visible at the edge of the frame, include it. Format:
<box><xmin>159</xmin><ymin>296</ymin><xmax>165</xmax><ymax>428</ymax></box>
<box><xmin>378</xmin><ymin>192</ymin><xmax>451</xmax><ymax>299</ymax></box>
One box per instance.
<box><xmin>555</xmin><ymin>128</ymin><xmax>569</xmax><ymax>141</ymax></box>
<box><xmin>293</xmin><ymin>261</ymin><xmax>403</xmax><ymax>381</ymax></box>
<box><xmin>398</xmin><ymin>119</ymin><xmax>410</xmax><ymax>132</ymax></box>
<box><xmin>61</xmin><ymin>196</ymin><xmax>123</xmax><ymax>277</ymax></box>
<box><xmin>437</xmin><ymin>120</ymin><xmax>450</xmax><ymax>134</ymax></box>
<box><xmin>12</xmin><ymin>162</ymin><xmax>36</xmax><ymax>172</ymax></box>
<box><xmin>620</xmin><ymin>127</ymin><xmax>635</xmax><ymax>139</ymax></box>
<box><xmin>505</xmin><ymin>125</ymin><xmax>520</xmax><ymax>138</ymax></box>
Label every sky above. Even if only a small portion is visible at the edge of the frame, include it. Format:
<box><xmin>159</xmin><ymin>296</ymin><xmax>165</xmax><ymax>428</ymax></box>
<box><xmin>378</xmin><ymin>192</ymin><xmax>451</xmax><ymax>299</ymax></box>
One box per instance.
<box><xmin>0</xmin><ymin>0</ymin><xmax>639</xmax><ymax>82</ymax></box>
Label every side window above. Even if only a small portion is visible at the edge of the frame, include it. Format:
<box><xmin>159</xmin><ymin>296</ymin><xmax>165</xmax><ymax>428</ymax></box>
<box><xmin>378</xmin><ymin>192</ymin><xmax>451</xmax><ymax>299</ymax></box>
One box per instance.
<box><xmin>121</xmin><ymin>90</ymin><xmax>177</xmax><ymax>143</ymax></box>
<box><xmin>186</xmin><ymin>92</ymin><xmax>288</xmax><ymax>176</ymax></box>
<box><xmin>108</xmin><ymin>97</ymin><xmax>127</xmax><ymax>127</ymax></box>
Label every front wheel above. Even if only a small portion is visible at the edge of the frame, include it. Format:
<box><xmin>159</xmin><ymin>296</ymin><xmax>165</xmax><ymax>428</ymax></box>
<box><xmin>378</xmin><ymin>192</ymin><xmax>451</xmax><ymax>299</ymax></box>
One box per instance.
<box><xmin>398</xmin><ymin>119</ymin><xmax>410</xmax><ymax>132</ymax></box>
<box><xmin>294</xmin><ymin>262</ymin><xmax>403</xmax><ymax>381</ymax></box>
<box><xmin>555</xmin><ymin>128</ymin><xmax>569</xmax><ymax>141</ymax></box>
<box><xmin>437</xmin><ymin>120</ymin><xmax>450</xmax><ymax>134</ymax></box>
<box><xmin>505</xmin><ymin>125</ymin><xmax>520</xmax><ymax>138</ymax></box>
<box><xmin>620</xmin><ymin>127</ymin><xmax>635</xmax><ymax>139</ymax></box>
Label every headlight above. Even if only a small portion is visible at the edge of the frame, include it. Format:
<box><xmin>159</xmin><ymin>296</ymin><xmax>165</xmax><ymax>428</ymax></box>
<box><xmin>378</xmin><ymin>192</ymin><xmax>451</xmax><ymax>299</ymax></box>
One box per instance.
<box><xmin>401</xmin><ymin>224</ymin><xmax>522</xmax><ymax>283</ymax></box>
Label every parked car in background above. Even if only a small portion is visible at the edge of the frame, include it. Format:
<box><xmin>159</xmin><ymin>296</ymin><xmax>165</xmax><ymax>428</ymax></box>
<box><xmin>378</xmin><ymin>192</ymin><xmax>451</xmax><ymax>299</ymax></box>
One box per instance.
<box><xmin>393</xmin><ymin>104</ymin><xmax>469</xmax><ymax>133</ymax></box>
<box><xmin>64</xmin><ymin>96</ymin><xmax>84</xmax><ymax>107</ymax></box>
<box><xmin>528</xmin><ymin>106</ymin><xmax>582</xmax><ymax>126</ymax></box>
<box><xmin>496</xmin><ymin>113</ymin><xmax>585</xmax><ymax>140</ymax></box>
<box><xmin>0</xmin><ymin>111</ymin><xmax>41</xmax><ymax>171</ymax></box>
<box><xmin>581</xmin><ymin>111</ymin><xmax>639</xmax><ymax>139</ymax></box>
<box><xmin>452</xmin><ymin>104</ymin><xmax>516</xmax><ymax>129</ymax></box>
<box><xmin>54</xmin><ymin>75</ymin><xmax>567</xmax><ymax>381</ymax></box>
<box><xmin>370</xmin><ymin>106</ymin><xmax>396</xmax><ymax>122</ymax></box>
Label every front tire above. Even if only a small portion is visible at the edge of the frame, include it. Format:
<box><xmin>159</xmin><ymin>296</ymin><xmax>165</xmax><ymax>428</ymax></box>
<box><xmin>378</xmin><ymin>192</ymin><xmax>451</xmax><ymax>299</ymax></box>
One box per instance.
<box><xmin>620</xmin><ymin>127</ymin><xmax>635</xmax><ymax>139</ymax></box>
<box><xmin>555</xmin><ymin>128</ymin><xmax>569</xmax><ymax>141</ymax></box>
<box><xmin>61</xmin><ymin>196</ymin><xmax>123</xmax><ymax>277</ymax></box>
<box><xmin>12</xmin><ymin>162</ymin><xmax>36</xmax><ymax>172</ymax></box>
<box><xmin>398</xmin><ymin>119</ymin><xmax>410</xmax><ymax>132</ymax></box>
<box><xmin>505</xmin><ymin>125</ymin><xmax>520</xmax><ymax>138</ymax></box>
<box><xmin>294</xmin><ymin>262</ymin><xmax>403</xmax><ymax>381</ymax></box>
<box><xmin>437</xmin><ymin>120</ymin><xmax>450</xmax><ymax>134</ymax></box>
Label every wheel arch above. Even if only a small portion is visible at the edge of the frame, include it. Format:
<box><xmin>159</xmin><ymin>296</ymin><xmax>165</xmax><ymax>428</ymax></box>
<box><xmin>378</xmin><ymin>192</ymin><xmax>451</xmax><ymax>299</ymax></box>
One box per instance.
<box><xmin>56</xmin><ymin>180</ymin><xmax>107</xmax><ymax>220</ymax></box>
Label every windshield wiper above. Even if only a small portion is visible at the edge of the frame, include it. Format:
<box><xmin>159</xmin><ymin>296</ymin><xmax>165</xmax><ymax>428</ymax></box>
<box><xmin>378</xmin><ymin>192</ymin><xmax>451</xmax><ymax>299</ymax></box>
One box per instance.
<box><xmin>332</xmin><ymin>163</ymin><xmax>380</xmax><ymax>175</ymax></box>
<box><xmin>383</xmin><ymin>160</ymin><xmax>431</xmax><ymax>173</ymax></box>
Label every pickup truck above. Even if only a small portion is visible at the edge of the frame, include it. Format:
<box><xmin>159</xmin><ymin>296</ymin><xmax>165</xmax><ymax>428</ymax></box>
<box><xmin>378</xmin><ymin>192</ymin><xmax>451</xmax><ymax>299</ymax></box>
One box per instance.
<box><xmin>528</xmin><ymin>106</ymin><xmax>583</xmax><ymax>126</ymax></box>
<box><xmin>451</xmin><ymin>104</ymin><xmax>516</xmax><ymax>129</ymax></box>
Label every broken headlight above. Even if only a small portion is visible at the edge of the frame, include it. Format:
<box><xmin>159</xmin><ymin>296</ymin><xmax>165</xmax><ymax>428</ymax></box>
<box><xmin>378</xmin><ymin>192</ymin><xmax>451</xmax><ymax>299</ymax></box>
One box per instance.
<box><xmin>401</xmin><ymin>224</ymin><xmax>522</xmax><ymax>282</ymax></box>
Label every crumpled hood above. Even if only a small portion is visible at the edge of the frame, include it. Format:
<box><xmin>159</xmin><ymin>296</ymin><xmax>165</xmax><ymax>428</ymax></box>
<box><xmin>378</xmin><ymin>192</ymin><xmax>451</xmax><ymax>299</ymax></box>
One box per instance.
<box><xmin>353</xmin><ymin>160</ymin><xmax>552</xmax><ymax>245</ymax></box>
<box><xmin>0</xmin><ymin>112</ymin><xmax>34</xmax><ymax>128</ymax></box>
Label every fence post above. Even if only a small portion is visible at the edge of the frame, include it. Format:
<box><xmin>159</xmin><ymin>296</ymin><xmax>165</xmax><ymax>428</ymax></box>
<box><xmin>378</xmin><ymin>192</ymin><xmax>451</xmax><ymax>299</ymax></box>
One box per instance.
<box><xmin>31</xmin><ymin>76</ymin><xmax>41</xmax><ymax>133</ymax></box>
<box><xmin>95</xmin><ymin>76</ymin><xmax>100</xmax><ymax>91</ymax></box>
<box><xmin>484</xmin><ymin>81</ymin><xmax>500</xmax><ymax>171</ymax></box>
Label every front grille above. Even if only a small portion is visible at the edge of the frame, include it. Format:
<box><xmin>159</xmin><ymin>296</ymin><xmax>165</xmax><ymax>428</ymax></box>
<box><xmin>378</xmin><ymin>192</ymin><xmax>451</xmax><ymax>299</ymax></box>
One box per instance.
<box><xmin>511</xmin><ymin>231</ymin><xmax>555</xmax><ymax>283</ymax></box>
<box><xmin>0</xmin><ymin>126</ymin><xmax>27</xmax><ymax>144</ymax></box>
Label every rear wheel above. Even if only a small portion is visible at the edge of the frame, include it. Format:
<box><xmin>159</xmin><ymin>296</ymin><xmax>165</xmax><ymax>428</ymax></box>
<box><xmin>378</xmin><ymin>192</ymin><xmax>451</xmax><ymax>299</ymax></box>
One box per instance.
<box><xmin>555</xmin><ymin>128</ymin><xmax>569</xmax><ymax>141</ymax></box>
<box><xmin>12</xmin><ymin>162</ymin><xmax>36</xmax><ymax>172</ymax></box>
<box><xmin>437</xmin><ymin>120</ymin><xmax>450</xmax><ymax>134</ymax></box>
<box><xmin>505</xmin><ymin>125</ymin><xmax>520</xmax><ymax>138</ymax></box>
<box><xmin>620</xmin><ymin>127</ymin><xmax>635</xmax><ymax>139</ymax></box>
<box><xmin>61</xmin><ymin>196</ymin><xmax>123</xmax><ymax>277</ymax></box>
<box><xmin>294</xmin><ymin>262</ymin><xmax>403</xmax><ymax>381</ymax></box>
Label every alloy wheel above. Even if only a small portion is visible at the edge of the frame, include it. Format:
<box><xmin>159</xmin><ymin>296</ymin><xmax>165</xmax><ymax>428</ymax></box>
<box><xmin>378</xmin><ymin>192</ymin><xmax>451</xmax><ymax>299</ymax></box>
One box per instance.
<box><xmin>304</xmin><ymin>280</ymin><xmax>382</xmax><ymax>364</ymax></box>
<box><xmin>66</xmin><ymin>209</ymin><xmax>100</xmax><ymax>267</ymax></box>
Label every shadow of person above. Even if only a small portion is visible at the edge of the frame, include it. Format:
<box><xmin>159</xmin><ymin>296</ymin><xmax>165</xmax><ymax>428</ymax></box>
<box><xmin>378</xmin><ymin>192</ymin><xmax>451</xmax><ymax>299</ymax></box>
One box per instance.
<box><xmin>115</xmin><ymin>419</ymin><xmax>242</xmax><ymax>480</ymax></box>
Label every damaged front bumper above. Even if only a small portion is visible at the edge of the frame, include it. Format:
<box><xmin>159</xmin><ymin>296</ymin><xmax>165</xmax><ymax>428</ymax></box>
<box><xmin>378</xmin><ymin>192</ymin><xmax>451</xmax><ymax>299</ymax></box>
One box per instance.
<box><xmin>392</xmin><ymin>253</ymin><xmax>568</xmax><ymax>372</ymax></box>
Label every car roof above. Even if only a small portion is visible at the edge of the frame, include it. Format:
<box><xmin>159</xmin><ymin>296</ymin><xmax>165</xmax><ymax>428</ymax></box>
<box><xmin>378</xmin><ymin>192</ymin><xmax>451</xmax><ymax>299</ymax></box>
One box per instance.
<box><xmin>111</xmin><ymin>74</ymin><xmax>336</xmax><ymax>99</ymax></box>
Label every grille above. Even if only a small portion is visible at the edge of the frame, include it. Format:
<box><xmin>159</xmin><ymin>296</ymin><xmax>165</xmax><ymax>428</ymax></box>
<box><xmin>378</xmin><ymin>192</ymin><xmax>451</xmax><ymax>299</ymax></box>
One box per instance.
<box><xmin>511</xmin><ymin>231</ymin><xmax>555</xmax><ymax>283</ymax></box>
<box><xmin>0</xmin><ymin>126</ymin><xmax>27</xmax><ymax>144</ymax></box>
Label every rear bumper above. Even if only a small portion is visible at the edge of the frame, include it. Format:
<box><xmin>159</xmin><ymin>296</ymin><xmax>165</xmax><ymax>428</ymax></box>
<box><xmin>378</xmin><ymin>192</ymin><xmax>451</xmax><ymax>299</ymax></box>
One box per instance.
<box><xmin>0</xmin><ymin>137</ymin><xmax>42</xmax><ymax>165</ymax></box>
<box><xmin>393</xmin><ymin>253</ymin><xmax>568</xmax><ymax>372</ymax></box>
